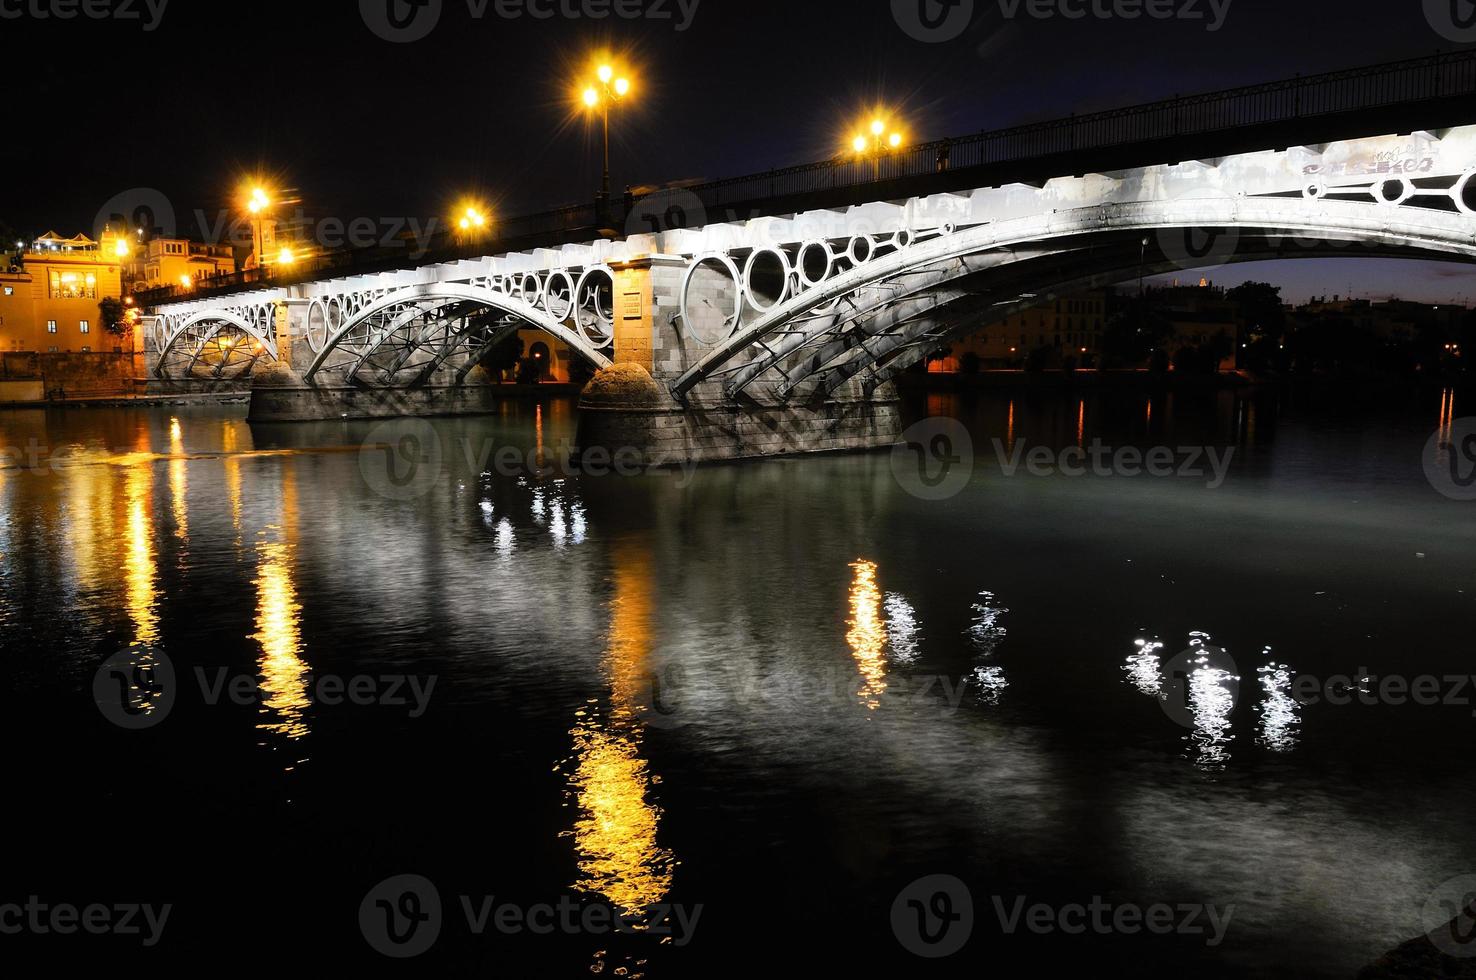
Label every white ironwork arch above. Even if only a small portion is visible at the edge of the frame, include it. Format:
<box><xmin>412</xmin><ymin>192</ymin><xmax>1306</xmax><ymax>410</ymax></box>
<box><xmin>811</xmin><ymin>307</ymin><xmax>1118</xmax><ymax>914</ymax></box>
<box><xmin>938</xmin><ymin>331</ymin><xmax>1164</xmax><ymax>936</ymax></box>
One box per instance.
<box><xmin>302</xmin><ymin>281</ymin><xmax>612</xmax><ymax>383</ymax></box>
<box><xmin>670</xmin><ymin>196</ymin><xmax>1476</xmax><ymax>398</ymax></box>
<box><xmin>155</xmin><ymin>307</ymin><xmax>279</xmax><ymax>376</ymax></box>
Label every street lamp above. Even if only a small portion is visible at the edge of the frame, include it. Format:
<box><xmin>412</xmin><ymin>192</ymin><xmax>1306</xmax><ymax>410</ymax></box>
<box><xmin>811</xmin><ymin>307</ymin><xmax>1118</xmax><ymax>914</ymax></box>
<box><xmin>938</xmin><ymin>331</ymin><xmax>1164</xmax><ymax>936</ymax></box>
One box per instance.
<box><xmin>454</xmin><ymin>203</ymin><xmax>489</xmax><ymax>246</ymax></box>
<box><xmin>851</xmin><ymin>116</ymin><xmax>905</xmax><ymax>179</ymax></box>
<box><xmin>579</xmin><ymin>62</ymin><xmax>633</xmax><ymax>223</ymax></box>
<box><xmin>244</xmin><ymin>185</ymin><xmax>272</xmax><ymax>272</ymax></box>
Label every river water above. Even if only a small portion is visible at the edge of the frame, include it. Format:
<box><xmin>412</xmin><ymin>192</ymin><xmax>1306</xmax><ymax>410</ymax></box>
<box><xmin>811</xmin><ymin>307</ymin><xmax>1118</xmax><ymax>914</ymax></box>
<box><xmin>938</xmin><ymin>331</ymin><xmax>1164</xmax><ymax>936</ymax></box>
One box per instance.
<box><xmin>1</xmin><ymin>385</ymin><xmax>1473</xmax><ymax>976</ymax></box>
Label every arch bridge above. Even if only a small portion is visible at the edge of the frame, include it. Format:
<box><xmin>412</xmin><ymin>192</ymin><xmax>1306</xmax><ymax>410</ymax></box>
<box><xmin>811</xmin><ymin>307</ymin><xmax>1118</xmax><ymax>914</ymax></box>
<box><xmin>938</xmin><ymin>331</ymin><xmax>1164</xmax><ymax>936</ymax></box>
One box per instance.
<box><xmin>144</xmin><ymin>122</ymin><xmax>1476</xmax><ymax>457</ymax></box>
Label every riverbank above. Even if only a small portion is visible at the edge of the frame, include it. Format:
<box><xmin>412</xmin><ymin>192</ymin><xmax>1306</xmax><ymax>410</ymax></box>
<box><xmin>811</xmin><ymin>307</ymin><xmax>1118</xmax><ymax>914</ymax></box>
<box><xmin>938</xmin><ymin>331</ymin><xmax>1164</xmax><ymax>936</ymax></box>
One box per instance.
<box><xmin>0</xmin><ymin>390</ymin><xmax>251</xmax><ymax>410</ymax></box>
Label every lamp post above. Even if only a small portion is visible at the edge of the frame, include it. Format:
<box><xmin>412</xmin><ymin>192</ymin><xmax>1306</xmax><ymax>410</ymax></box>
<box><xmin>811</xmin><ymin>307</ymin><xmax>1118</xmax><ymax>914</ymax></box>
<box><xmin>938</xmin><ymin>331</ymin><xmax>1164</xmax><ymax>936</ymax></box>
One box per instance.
<box><xmin>455</xmin><ymin>204</ymin><xmax>489</xmax><ymax>247</ymax></box>
<box><xmin>851</xmin><ymin>117</ymin><xmax>904</xmax><ymax>180</ymax></box>
<box><xmin>245</xmin><ymin>186</ymin><xmax>271</xmax><ymax>273</ymax></box>
<box><xmin>581</xmin><ymin>64</ymin><xmax>632</xmax><ymax>228</ymax></box>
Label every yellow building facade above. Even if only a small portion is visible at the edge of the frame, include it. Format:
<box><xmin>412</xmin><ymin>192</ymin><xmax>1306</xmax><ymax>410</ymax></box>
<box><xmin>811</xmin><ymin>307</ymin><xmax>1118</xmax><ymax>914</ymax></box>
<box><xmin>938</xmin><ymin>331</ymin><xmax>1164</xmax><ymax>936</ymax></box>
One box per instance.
<box><xmin>0</xmin><ymin>232</ymin><xmax>127</xmax><ymax>352</ymax></box>
<box><xmin>123</xmin><ymin>237</ymin><xmax>237</xmax><ymax>292</ymax></box>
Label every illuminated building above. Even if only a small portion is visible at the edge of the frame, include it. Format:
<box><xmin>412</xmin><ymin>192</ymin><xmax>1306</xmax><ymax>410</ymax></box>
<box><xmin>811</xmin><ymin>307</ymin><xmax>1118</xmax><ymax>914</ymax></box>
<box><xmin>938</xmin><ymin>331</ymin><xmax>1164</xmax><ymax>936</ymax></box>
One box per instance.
<box><xmin>0</xmin><ymin>231</ymin><xmax>128</xmax><ymax>352</ymax></box>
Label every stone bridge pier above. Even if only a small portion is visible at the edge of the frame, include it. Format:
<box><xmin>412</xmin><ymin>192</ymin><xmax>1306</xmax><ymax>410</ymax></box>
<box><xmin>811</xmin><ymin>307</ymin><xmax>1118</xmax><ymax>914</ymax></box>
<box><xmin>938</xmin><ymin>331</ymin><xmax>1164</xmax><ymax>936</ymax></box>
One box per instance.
<box><xmin>575</xmin><ymin>255</ymin><xmax>903</xmax><ymax>467</ymax></box>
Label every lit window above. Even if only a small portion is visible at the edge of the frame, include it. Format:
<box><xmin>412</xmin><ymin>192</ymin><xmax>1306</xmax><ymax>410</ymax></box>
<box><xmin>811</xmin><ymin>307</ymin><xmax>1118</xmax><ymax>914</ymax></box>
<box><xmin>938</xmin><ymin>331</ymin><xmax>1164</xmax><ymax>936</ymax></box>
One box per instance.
<box><xmin>80</xmin><ymin>346</ymin><xmax>90</xmax><ymax>352</ymax></box>
<box><xmin>79</xmin><ymin>319</ymin><xmax>90</xmax><ymax>334</ymax></box>
<box><xmin>2</xmin><ymin>286</ymin><xmax>11</xmax><ymax>296</ymax></box>
<box><xmin>48</xmin><ymin>269</ymin><xmax>96</xmax><ymax>299</ymax></box>
<box><xmin>47</xmin><ymin>320</ymin><xmax>57</xmax><ymax>333</ymax></box>
<box><xmin>48</xmin><ymin>345</ymin><xmax>57</xmax><ymax>352</ymax></box>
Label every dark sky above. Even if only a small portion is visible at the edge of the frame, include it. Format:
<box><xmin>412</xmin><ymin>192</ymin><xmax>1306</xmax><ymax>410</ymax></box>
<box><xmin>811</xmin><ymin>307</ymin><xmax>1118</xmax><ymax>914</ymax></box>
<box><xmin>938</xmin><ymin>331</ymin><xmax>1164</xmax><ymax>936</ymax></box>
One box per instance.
<box><xmin>5</xmin><ymin>0</ymin><xmax>1474</xmax><ymax>302</ymax></box>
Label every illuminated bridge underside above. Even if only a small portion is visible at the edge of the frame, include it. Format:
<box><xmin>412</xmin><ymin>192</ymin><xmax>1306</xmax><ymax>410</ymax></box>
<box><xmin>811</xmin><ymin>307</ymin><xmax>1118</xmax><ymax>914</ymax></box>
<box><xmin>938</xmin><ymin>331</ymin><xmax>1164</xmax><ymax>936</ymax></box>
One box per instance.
<box><xmin>154</xmin><ymin>306</ymin><xmax>278</xmax><ymax>381</ymax></box>
<box><xmin>147</xmin><ymin>125</ymin><xmax>1476</xmax><ymax>396</ymax></box>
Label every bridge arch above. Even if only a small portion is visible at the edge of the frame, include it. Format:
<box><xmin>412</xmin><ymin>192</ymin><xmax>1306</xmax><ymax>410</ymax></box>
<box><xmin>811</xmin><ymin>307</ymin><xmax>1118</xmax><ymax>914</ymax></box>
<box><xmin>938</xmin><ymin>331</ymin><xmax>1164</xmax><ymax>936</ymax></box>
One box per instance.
<box><xmin>302</xmin><ymin>282</ymin><xmax>613</xmax><ymax>384</ymax></box>
<box><xmin>154</xmin><ymin>307</ymin><xmax>279</xmax><ymax>379</ymax></box>
<box><xmin>670</xmin><ymin>196</ymin><xmax>1476</xmax><ymax>399</ymax></box>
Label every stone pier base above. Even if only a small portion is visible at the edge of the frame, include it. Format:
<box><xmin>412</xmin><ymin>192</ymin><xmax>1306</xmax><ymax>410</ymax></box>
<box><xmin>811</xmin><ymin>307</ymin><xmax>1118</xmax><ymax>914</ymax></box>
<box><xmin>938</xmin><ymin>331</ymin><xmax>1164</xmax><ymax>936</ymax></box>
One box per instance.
<box><xmin>574</xmin><ymin>364</ymin><xmax>902</xmax><ymax>466</ymax></box>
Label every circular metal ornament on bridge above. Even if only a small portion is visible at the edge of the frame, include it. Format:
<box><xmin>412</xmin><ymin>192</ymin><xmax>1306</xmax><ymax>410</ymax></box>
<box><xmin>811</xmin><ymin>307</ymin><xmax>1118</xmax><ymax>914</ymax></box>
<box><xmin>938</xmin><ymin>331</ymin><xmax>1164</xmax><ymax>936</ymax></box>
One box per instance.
<box><xmin>516</xmin><ymin>272</ymin><xmax>543</xmax><ymax>305</ymax></box>
<box><xmin>795</xmin><ymin>240</ymin><xmax>835</xmax><ymax>288</ymax></box>
<box><xmin>1455</xmin><ymin>170</ymin><xmax>1476</xmax><ymax>215</ymax></box>
<box><xmin>1302</xmin><ymin>179</ymin><xmax>1327</xmax><ymax>200</ymax></box>
<box><xmin>847</xmin><ymin>234</ymin><xmax>876</xmax><ymax>266</ymax></box>
<box><xmin>542</xmin><ymin>269</ymin><xmax>576</xmax><ymax>322</ymax></box>
<box><xmin>890</xmin><ymin>229</ymin><xmax>915</xmax><ymax>251</ymax></box>
<box><xmin>306</xmin><ymin>301</ymin><xmax>328</xmax><ymax>353</ymax></box>
<box><xmin>326</xmin><ymin>298</ymin><xmax>345</xmax><ymax>345</ymax></box>
<box><xmin>741</xmin><ymin>245</ymin><xmax>793</xmax><ymax>313</ymax></box>
<box><xmin>678</xmin><ymin>252</ymin><xmax>744</xmax><ymax>347</ymax></box>
<box><xmin>572</xmin><ymin>265</ymin><xmax>616</xmax><ymax>348</ymax></box>
<box><xmin>1373</xmin><ymin>177</ymin><xmax>1414</xmax><ymax>206</ymax></box>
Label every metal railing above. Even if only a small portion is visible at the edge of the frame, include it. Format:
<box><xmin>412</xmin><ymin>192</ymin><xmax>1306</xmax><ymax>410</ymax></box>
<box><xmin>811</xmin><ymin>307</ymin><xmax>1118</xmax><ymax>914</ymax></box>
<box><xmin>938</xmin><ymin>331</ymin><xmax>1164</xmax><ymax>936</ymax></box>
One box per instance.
<box><xmin>678</xmin><ymin>48</ymin><xmax>1476</xmax><ymax>213</ymax></box>
<box><xmin>135</xmin><ymin>49</ymin><xmax>1476</xmax><ymax>308</ymax></box>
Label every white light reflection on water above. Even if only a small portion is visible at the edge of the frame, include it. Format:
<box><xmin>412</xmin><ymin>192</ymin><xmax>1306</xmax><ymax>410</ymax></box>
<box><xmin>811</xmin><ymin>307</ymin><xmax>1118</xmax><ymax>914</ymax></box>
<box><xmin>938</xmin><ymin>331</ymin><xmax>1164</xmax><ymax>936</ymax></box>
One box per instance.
<box><xmin>973</xmin><ymin>665</ymin><xmax>1010</xmax><ymax>705</ymax></box>
<box><xmin>883</xmin><ymin>592</ymin><xmax>921</xmax><ymax>663</ymax></box>
<box><xmin>1123</xmin><ymin>637</ymin><xmax>1165</xmax><ymax>697</ymax></box>
<box><xmin>1255</xmin><ymin>652</ymin><xmax>1301</xmax><ymax>753</ymax></box>
<box><xmin>1181</xmin><ymin>632</ymin><xmax>1239</xmax><ymax>772</ymax></box>
<box><xmin>966</xmin><ymin>591</ymin><xmax>1009</xmax><ymax>705</ymax></box>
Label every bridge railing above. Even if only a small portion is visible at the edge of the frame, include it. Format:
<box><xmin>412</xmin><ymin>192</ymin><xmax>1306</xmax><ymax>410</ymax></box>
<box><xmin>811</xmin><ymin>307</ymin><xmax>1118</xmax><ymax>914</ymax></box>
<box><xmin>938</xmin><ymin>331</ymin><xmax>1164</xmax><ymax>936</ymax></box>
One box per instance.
<box><xmin>135</xmin><ymin>49</ymin><xmax>1476</xmax><ymax>309</ymax></box>
<box><xmin>679</xmin><ymin>49</ymin><xmax>1476</xmax><ymax>214</ymax></box>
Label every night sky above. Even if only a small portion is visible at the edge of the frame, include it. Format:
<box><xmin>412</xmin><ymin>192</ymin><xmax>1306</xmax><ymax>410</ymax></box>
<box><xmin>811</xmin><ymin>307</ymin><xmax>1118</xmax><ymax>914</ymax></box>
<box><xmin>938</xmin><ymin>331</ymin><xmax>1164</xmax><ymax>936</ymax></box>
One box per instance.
<box><xmin>5</xmin><ymin>0</ymin><xmax>1475</xmax><ymax>302</ymax></box>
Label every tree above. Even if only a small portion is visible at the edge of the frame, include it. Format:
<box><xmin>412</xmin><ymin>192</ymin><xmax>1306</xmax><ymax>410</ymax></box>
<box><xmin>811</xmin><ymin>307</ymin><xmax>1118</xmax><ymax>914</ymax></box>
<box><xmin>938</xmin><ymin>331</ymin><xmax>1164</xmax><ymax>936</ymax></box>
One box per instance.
<box><xmin>1102</xmin><ymin>293</ymin><xmax>1175</xmax><ymax>366</ymax></box>
<box><xmin>99</xmin><ymin>297</ymin><xmax>131</xmax><ymax>338</ymax></box>
<box><xmin>478</xmin><ymin>332</ymin><xmax>524</xmax><ymax>382</ymax></box>
<box><xmin>1227</xmin><ymin>281</ymin><xmax>1286</xmax><ymax>370</ymax></box>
